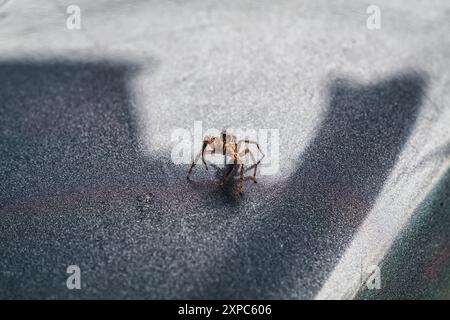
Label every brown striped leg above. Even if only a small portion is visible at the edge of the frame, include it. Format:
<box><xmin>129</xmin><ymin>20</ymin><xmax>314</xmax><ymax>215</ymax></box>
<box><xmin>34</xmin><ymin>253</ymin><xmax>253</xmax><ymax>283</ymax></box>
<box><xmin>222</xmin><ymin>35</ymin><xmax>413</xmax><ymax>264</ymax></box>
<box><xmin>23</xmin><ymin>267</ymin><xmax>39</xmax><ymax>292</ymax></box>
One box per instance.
<box><xmin>234</xmin><ymin>154</ymin><xmax>246</xmax><ymax>193</ymax></box>
<box><xmin>187</xmin><ymin>148</ymin><xmax>212</xmax><ymax>179</ymax></box>
<box><xmin>237</xmin><ymin>139</ymin><xmax>265</xmax><ymax>158</ymax></box>
<box><xmin>239</xmin><ymin>148</ymin><xmax>258</xmax><ymax>183</ymax></box>
<box><xmin>239</xmin><ymin>162</ymin><xmax>245</xmax><ymax>193</ymax></box>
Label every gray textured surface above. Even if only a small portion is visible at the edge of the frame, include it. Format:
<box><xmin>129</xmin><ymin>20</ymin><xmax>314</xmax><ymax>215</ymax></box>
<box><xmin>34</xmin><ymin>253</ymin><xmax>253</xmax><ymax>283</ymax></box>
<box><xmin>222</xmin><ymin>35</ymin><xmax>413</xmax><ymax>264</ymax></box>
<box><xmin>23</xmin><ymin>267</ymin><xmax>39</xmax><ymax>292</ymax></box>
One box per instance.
<box><xmin>0</xmin><ymin>0</ymin><xmax>450</xmax><ymax>299</ymax></box>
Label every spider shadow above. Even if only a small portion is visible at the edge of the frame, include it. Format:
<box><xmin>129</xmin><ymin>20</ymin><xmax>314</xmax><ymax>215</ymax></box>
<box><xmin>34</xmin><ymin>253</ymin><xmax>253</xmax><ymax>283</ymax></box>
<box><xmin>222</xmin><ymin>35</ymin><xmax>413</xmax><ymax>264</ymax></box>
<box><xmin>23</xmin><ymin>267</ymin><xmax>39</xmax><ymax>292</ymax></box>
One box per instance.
<box><xmin>214</xmin><ymin>162</ymin><xmax>261</xmax><ymax>197</ymax></box>
<box><xmin>187</xmin><ymin>163</ymin><xmax>250</xmax><ymax>205</ymax></box>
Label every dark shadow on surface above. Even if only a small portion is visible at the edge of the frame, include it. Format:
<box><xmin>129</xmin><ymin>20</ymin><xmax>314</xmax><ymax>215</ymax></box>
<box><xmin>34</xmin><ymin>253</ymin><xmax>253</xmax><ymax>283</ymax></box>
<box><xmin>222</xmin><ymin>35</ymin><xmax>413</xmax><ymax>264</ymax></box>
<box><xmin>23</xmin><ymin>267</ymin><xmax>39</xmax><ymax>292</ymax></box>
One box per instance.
<box><xmin>198</xmin><ymin>72</ymin><xmax>428</xmax><ymax>298</ymax></box>
<box><xmin>0</xmin><ymin>60</ymin><xmax>168</xmax><ymax>298</ymax></box>
<box><xmin>0</xmin><ymin>62</ymin><xmax>428</xmax><ymax>299</ymax></box>
<box><xmin>187</xmin><ymin>163</ymin><xmax>242</xmax><ymax>205</ymax></box>
<box><xmin>0</xmin><ymin>59</ymin><xmax>250</xmax><ymax>299</ymax></box>
<box><xmin>0</xmin><ymin>61</ymin><xmax>149</xmax><ymax>201</ymax></box>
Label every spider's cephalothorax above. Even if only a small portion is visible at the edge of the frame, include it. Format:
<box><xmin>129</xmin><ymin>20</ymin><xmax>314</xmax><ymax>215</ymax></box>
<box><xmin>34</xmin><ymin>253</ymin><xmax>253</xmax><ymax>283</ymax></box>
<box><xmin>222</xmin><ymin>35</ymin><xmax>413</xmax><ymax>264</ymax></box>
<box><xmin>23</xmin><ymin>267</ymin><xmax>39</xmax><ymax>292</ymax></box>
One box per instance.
<box><xmin>187</xmin><ymin>130</ymin><xmax>265</xmax><ymax>193</ymax></box>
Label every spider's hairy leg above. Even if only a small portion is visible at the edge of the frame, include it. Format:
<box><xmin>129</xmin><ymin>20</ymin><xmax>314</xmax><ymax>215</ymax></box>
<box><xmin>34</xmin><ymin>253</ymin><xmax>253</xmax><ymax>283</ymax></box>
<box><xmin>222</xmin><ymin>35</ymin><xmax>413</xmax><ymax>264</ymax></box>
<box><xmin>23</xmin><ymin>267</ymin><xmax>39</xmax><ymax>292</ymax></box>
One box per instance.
<box><xmin>237</xmin><ymin>140</ymin><xmax>265</xmax><ymax>159</ymax></box>
<box><xmin>238</xmin><ymin>156</ymin><xmax>246</xmax><ymax>193</ymax></box>
<box><xmin>201</xmin><ymin>140</ymin><xmax>210</xmax><ymax>170</ymax></box>
<box><xmin>187</xmin><ymin>141</ymin><xmax>210</xmax><ymax>179</ymax></box>
<box><xmin>187</xmin><ymin>150</ymin><xmax>212</xmax><ymax>178</ymax></box>
<box><xmin>222</xmin><ymin>131</ymin><xmax>227</xmax><ymax>166</ymax></box>
<box><xmin>239</xmin><ymin>148</ymin><xmax>258</xmax><ymax>183</ymax></box>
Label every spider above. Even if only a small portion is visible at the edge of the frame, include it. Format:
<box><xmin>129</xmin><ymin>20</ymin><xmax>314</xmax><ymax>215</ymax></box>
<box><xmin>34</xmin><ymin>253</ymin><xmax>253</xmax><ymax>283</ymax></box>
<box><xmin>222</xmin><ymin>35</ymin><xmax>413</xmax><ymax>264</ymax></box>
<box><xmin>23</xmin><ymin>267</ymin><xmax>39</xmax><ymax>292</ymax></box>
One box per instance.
<box><xmin>187</xmin><ymin>130</ymin><xmax>265</xmax><ymax>193</ymax></box>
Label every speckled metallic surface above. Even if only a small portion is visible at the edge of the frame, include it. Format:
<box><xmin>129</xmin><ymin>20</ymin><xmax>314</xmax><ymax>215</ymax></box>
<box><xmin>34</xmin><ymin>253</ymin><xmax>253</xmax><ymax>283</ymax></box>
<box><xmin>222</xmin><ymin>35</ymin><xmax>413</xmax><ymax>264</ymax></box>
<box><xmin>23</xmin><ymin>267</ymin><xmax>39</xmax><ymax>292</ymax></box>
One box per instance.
<box><xmin>0</xmin><ymin>0</ymin><xmax>449</xmax><ymax>299</ymax></box>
